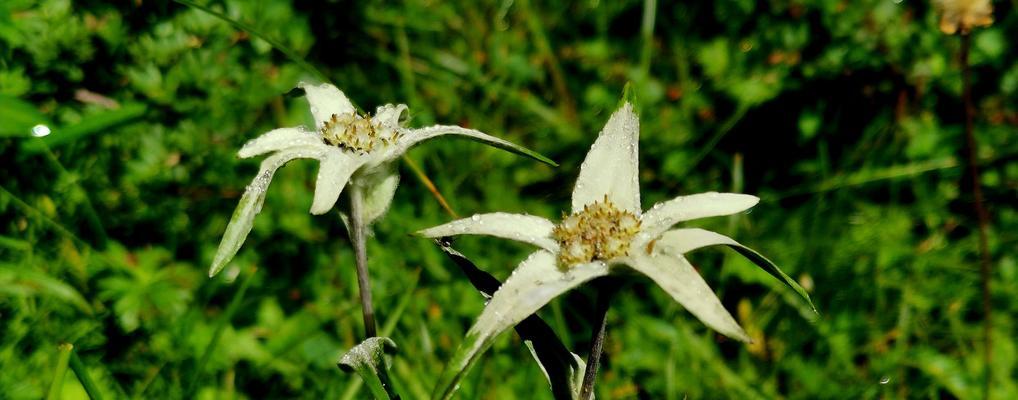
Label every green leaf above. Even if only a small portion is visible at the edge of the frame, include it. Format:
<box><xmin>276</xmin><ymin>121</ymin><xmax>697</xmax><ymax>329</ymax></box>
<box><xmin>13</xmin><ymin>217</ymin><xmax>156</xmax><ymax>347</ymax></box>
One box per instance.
<box><xmin>20</xmin><ymin>104</ymin><xmax>146</xmax><ymax>154</ymax></box>
<box><xmin>0</xmin><ymin>95</ymin><xmax>50</xmax><ymax>138</ymax></box>
<box><xmin>0</xmin><ymin>263</ymin><xmax>93</xmax><ymax>314</ymax></box>
<box><xmin>338</xmin><ymin>337</ymin><xmax>400</xmax><ymax>400</ymax></box>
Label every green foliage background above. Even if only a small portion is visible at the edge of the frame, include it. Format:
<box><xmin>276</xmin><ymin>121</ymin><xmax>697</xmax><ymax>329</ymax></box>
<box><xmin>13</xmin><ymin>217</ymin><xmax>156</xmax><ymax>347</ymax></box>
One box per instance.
<box><xmin>1</xmin><ymin>0</ymin><xmax>1016</xmax><ymax>398</ymax></box>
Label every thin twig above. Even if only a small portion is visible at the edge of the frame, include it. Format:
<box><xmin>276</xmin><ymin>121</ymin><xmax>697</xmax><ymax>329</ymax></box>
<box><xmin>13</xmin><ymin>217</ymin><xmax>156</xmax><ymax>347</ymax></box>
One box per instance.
<box><xmin>579</xmin><ymin>280</ymin><xmax>617</xmax><ymax>400</ymax></box>
<box><xmin>349</xmin><ymin>184</ymin><xmax>378</xmax><ymax>338</ymax></box>
<box><xmin>960</xmin><ymin>33</ymin><xmax>993</xmax><ymax>400</ymax></box>
<box><xmin>402</xmin><ymin>155</ymin><xmax>460</xmax><ymax>219</ymax></box>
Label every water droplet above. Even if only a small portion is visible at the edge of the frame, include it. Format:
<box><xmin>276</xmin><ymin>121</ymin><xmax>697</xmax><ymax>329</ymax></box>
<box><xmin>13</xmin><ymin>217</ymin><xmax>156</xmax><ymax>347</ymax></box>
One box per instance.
<box><xmin>879</xmin><ymin>376</ymin><xmax>890</xmax><ymax>385</ymax></box>
<box><xmin>31</xmin><ymin>124</ymin><xmax>51</xmax><ymax>137</ymax></box>
<box><xmin>471</xmin><ymin>214</ymin><xmax>481</xmax><ymax>221</ymax></box>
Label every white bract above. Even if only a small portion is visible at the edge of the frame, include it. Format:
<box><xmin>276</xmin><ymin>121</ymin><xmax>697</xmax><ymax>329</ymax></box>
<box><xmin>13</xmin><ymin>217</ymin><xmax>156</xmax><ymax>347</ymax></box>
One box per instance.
<box><xmin>419</xmin><ymin>102</ymin><xmax>814</xmax><ymax>400</ymax></box>
<box><xmin>209</xmin><ymin>82</ymin><xmax>555</xmax><ymax>277</ymax></box>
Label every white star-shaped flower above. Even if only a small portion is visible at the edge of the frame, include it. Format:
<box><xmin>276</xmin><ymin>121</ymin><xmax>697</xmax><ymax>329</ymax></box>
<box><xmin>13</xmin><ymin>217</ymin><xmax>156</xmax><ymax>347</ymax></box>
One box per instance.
<box><xmin>210</xmin><ymin>82</ymin><xmax>555</xmax><ymax>277</ymax></box>
<box><xmin>419</xmin><ymin>101</ymin><xmax>814</xmax><ymax>399</ymax></box>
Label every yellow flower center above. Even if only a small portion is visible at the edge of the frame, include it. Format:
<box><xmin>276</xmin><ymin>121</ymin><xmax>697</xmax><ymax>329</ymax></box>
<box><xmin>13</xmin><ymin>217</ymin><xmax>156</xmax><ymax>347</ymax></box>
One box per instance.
<box><xmin>551</xmin><ymin>196</ymin><xmax>641</xmax><ymax>267</ymax></box>
<box><xmin>321</xmin><ymin>113</ymin><xmax>400</xmax><ymax>154</ymax></box>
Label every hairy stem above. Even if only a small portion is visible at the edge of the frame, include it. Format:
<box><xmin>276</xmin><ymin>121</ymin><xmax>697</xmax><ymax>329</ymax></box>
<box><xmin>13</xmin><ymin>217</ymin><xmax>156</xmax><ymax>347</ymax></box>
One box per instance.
<box><xmin>350</xmin><ymin>184</ymin><xmax>377</xmax><ymax>338</ymax></box>
<box><xmin>579</xmin><ymin>280</ymin><xmax>616</xmax><ymax>400</ymax></box>
<box><xmin>961</xmin><ymin>33</ymin><xmax>993</xmax><ymax>400</ymax></box>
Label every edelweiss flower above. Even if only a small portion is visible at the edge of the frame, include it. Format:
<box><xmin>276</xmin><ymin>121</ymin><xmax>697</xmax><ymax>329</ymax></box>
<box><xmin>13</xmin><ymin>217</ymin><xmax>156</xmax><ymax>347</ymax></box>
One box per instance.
<box><xmin>209</xmin><ymin>82</ymin><xmax>555</xmax><ymax>277</ymax></box>
<box><xmin>934</xmin><ymin>0</ymin><xmax>993</xmax><ymax>34</ymax></box>
<box><xmin>419</xmin><ymin>102</ymin><xmax>814</xmax><ymax>399</ymax></box>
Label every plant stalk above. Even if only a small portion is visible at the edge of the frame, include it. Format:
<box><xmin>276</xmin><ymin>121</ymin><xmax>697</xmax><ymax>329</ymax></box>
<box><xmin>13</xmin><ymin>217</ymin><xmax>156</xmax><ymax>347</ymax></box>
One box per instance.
<box><xmin>47</xmin><ymin>343</ymin><xmax>74</xmax><ymax>400</ymax></box>
<box><xmin>960</xmin><ymin>32</ymin><xmax>993</xmax><ymax>400</ymax></box>
<box><xmin>349</xmin><ymin>183</ymin><xmax>377</xmax><ymax>338</ymax></box>
<box><xmin>579</xmin><ymin>280</ymin><xmax>617</xmax><ymax>400</ymax></box>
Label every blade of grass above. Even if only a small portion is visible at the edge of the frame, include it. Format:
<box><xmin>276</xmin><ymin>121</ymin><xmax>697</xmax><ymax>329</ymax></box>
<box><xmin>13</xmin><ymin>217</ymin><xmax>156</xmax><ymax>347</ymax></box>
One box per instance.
<box><xmin>21</xmin><ymin>104</ymin><xmax>146</xmax><ymax>154</ymax></box>
<box><xmin>0</xmin><ymin>184</ymin><xmax>124</xmax><ymax>271</ymax></box>
<box><xmin>47</xmin><ymin>343</ymin><xmax>74</xmax><ymax>400</ymax></box>
<box><xmin>69</xmin><ymin>351</ymin><xmax>105</xmax><ymax>400</ymax></box>
<box><xmin>172</xmin><ymin>0</ymin><xmax>327</xmax><ymax>83</ymax></box>
<box><xmin>402</xmin><ymin>155</ymin><xmax>459</xmax><ymax>219</ymax></box>
<box><xmin>37</xmin><ymin>140</ymin><xmax>108</xmax><ymax>249</ymax></box>
<box><xmin>185</xmin><ymin>267</ymin><xmax>258</xmax><ymax>397</ymax></box>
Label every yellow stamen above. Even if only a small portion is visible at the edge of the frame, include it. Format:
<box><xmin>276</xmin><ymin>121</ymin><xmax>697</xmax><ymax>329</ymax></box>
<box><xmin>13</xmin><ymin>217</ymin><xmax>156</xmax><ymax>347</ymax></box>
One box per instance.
<box><xmin>551</xmin><ymin>195</ymin><xmax>640</xmax><ymax>267</ymax></box>
<box><xmin>321</xmin><ymin>113</ymin><xmax>400</xmax><ymax>154</ymax></box>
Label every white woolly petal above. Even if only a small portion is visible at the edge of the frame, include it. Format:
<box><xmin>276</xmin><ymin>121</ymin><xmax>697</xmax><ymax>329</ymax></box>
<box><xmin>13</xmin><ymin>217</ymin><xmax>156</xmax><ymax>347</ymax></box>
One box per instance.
<box><xmin>372</xmin><ymin>103</ymin><xmax>409</xmax><ymax>131</ymax></box>
<box><xmin>310</xmin><ymin>148</ymin><xmax>364</xmax><ymax>215</ymax></box>
<box><xmin>626</xmin><ymin>253</ymin><xmax>750</xmax><ymax>342</ymax></box>
<box><xmin>417</xmin><ymin>213</ymin><xmax>558</xmax><ymax>252</ymax></box>
<box><xmin>238</xmin><ymin>127</ymin><xmax>326</xmax><ymax>158</ymax></box>
<box><xmin>298</xmin><ymin>81</ymin><xmax>355</xmax><ymax>129</ymax></box>
<box><xmin>209</xmin><ymin>147</ymin><xmax>323</xmax><ymax>277</ymax></box>
<box><xmin>389</xmin><ymin>125</ymin><xmax>555</xmax><ymax>166</ymax></box>
<box><xmin>432</xmin><ymin>251</ymin><xmax>609</xmax><ymax>399</ymax></box>
<box><xmin>571</xmin><ymin>102</ymin><xmax>640</xmax><ymax>214</ymax></box>
<box><xmin>637</xmin><ymin>192</ymin><xmax>759</xmax><ymax>244</ymax></box>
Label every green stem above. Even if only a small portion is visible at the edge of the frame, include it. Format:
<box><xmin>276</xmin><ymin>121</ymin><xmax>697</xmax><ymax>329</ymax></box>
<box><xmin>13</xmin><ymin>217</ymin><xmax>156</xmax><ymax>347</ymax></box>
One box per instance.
<box><xmin>47</xmin><ymin>343</ymin><xmax>74</xmax><ymax>400</ymax></box>
<box><xmin>350</xmin><ymin>183</ymin><xmax>377</xmax><ymax>338</ymax></box>
<box><xmin>39</xmin><ymin>141</ymin><xmax>108</xmax><ymax>249</ymax></box>
<box><xmin>69</xmin><ymin>351</ymin><xmax>105</xmax><ymax>400</ymax></box>
<box><xmin>186</xmin><ymin>268</ymin><xmax>257</xmax><ymax>397</ymax></box>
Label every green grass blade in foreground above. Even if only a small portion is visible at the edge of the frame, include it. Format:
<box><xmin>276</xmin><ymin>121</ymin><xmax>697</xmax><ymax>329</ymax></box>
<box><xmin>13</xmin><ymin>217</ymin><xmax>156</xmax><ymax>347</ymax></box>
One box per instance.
<box><xmin>339</xmin><ymin>337</ymin><xmax>401</xmax><ymax>400</ymax></box>
<box><xmin>435</xmin><ymin>239</ymin><xmax>584</xmax><ymax>400</ymax></box>
<box><xmin>69</xmin><ymin>351</ymin><xmax>105</xmax><ymax>400</ymax></box>
<box><xmin>47</xmin><ymin>343</ymin><xmax>74</xmax><ymax>400</ymax></box>
<box><xmin>21</xmin><ymin>104</ymin><xmax>146</xmax><ymax>154</ymax></box>
<box><xmin>0</xmin><ymin>95</ymin><xmax>51</xmax><ymax>137</ymax></box>
<box><xmin>173</xmin><ymin>0</ymin><xmax>327</xmax><ymax>83</ymax></box>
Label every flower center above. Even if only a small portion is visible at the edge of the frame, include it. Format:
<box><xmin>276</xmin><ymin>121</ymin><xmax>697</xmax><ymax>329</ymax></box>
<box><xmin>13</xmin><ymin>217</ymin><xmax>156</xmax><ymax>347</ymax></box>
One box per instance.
<box><xmin>551</xmin><ymin>196</ymin><xmax>641</xmax><ymax>267</ymax></box>
<box><xmin>321</xmin><ymin>113</ymin><xmax>400</xmax><ymax>154</ymax></box>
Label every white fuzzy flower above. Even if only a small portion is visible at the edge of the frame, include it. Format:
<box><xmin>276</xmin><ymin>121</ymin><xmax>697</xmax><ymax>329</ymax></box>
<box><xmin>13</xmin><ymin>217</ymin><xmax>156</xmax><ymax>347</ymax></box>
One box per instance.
<box><xmin>419</xmin><ymin>102</ymin><xmax>814</xmax><ymax>399</ymax></box>
<box><xmin>209</xmin><ymin>82</ymin><xmax>555</xmax><ymax>277</ymax></box>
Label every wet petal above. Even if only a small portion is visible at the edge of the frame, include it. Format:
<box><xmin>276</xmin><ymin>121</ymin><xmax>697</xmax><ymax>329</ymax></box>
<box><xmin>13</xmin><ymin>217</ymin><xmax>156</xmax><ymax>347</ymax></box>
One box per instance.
<box><xmin>237</xmin><ymin>127</ymin><xmax>326</xmax><ymax>158</ymax></box>
<box><xmin>571</xmin><ymin>102</ymin><xmax>640</xmax><ymax>214</ymax></box>
<box><xmin>638</xmin><ymin>192</ymin><xmax>759</xmax><ymax>243</ymax></box>
<box><xmin>298</xmin><ymin>81</ymin><xmax>355</xmax><ymax>129</ymax></box>
<box><xmin>310</xmin><ymin>148</ymin><xmax>364</xmax><ymax>215</ymax></box>
<box><xmin>372</xmin><ymin>103</ymin><xmax>408</xmax><ymax>131</ymax></box>
<box><xmin>655</xmin><ymin>228</ymin><xmax>815</xmax><ymax>312</ymax></box>
<box><xmin>209</xmin><ymin>148</ymin><xmax>323</xmax><ymax>277</ymax></box>
<box><xmin>392</xmin><ymin>125</ymin><xmax>556</xmax><ymax>166</ymax></box>
<box><xmin>626</xmin><ymin>253</ymin><xmax>750</xmax><ymax>342</ymax></box>
<box><xmin>432</xmin><ymin>251</ymin><xmax>609</xmax><ymax>400</ymax></box>
<box><xmin>416</xmin><ymin>213</ymin><xmax>558</xmax><ymax>252</ymax></box>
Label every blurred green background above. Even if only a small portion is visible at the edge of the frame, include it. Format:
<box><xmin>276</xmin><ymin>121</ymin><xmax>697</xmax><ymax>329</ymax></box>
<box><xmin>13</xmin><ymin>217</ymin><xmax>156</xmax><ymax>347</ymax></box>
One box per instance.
<box><xmin>1</xmin><ymin>0</ymin><xmax>1016</xmax><ymax>398</ymax></box>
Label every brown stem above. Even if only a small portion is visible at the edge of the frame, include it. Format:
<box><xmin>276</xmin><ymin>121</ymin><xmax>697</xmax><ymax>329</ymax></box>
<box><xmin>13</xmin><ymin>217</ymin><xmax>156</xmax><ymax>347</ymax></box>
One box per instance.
<box><xmin>961</xmin><ymin>33</ymin><xmax>993</xmax><ymax>400</ymax></box>
<box><xmin>349</xmin><ymin>184</ymin><xmax>377</xmax><ymax>338</ymax></box>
